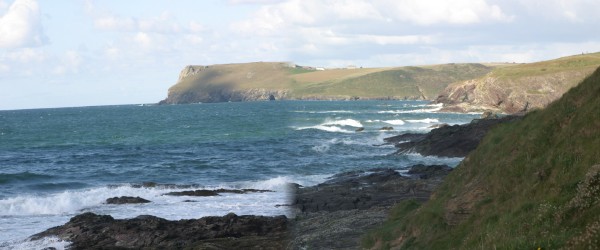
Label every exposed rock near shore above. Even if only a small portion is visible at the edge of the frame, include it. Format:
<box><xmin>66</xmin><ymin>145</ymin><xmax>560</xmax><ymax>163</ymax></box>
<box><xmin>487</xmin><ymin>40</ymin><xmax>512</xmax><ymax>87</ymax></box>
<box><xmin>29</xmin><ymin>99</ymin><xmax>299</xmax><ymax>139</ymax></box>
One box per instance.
<box><xmin>385</xmin><ymin>115</ymin><xmax>522</xmax><ymax>157</ymax></box>
<box><xmin>163</xmin><ymin>188</ymin><xmax>272</xmax><ymax>197</ymax></box>
<box><xmin>105</xmin><ymin>196</ymin><xmax>151</xmax><ymax>204</ymax></box>
<box><xmin>289</xmin><ymin>165</ymin><xmax>451</xmax><ymax>249</ymax></box>
<box><xmin>31</xmin><ymin>212</ymin><xmax>288</xmax><ymax>249</ymax></box>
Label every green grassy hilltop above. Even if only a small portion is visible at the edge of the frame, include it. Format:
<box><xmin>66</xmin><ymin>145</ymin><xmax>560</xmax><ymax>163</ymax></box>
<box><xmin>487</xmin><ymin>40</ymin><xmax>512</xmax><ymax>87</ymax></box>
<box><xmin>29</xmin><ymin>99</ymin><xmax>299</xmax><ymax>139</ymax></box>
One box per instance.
<box><xmin>364</xmin><ymin>67</ymin><xmax>600</xmax><ymax>249</ymax></box>
<box><xmin>159</xmin><ymin>62</ymin><xmax>493</xmax><ymax>104</ymax></box>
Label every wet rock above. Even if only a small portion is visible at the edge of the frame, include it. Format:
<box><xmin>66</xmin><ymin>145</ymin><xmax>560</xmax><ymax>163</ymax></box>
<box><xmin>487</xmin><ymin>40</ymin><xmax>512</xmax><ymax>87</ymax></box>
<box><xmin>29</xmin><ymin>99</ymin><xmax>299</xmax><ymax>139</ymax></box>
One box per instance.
<box><xmin>290</xmin><ymin>165</ymin><xmax>452</xmax><ymax>249</ymax></box>
<box><xmin>293</xmin><ymin>168</ymin><xmax>445</xmax><ymax>213</ymax></box>
<box><xmin>164</xmin><ymin>188</ymin><xmax>272</xmax><ymax>197</ymax></box>
<box><xmin>31</xmin><ymin>212</ymin><xmax>288</xmax><ymax>249</ymax></box>
<box><xmin>105</xmin><ymin>196</ymin><xmax>151</xmax><ymax>204</ymax></box>
<box><xmin>429</xmin><ymin>123</ymin><xmax>449</xmax><ymax>129</ymax></box>
<box><xmin>164</xmin><ymin>190</ymin><xmax>219</xmax><ymax>196</ymax></box>
<box><xmin>379</xmin><ymin>126</ymin><xmax>394</xmax><ymax>131</ymax></box>
<box><xmin>389</xmin><ymin>115</ymin><xmax>522</xmax><ymax>157</ymax></box>
<box><xmin>355</xmin><ymin>127</ymin><xmax>365</xmax><ymax>132</ymax></box>
<box><xmin>480</xmin><ymin>111</ymin><xmax>499</xmax><ymax>119</ymax></box>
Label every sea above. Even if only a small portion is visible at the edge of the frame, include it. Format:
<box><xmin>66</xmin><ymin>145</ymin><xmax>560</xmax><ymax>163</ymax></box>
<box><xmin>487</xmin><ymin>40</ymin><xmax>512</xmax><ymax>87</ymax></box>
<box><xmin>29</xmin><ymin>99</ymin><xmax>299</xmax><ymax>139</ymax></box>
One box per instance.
<box><xmin>0</xmin><ymin>100</ymin><xmax>479</xmax><ymax>249</ymax></box>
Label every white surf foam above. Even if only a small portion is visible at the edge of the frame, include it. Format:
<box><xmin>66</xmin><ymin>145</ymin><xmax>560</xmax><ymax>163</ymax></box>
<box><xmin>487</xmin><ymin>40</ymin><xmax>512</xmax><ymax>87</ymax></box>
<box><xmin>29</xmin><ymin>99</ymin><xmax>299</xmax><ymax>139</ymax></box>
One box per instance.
<box><xmin>406</xmin><ymin>118</ymin><xmax>439</xmax><ymax>123</ymax></box>
<box><xmin>1</xmin><ymin>236</ymin><xmax>70</xmax><ymax>250</ymax></box>
<box><xmin>403</xmin><ymin>153</ymin><xmax>464</xmax><ymax>167</ymax></box>
<box><xmin>378</xmin><ymin>104</ymin><xmax>443</xmax><ymax>114</ymax></box>
<box><xmin>296</xmin><ymin>125</ymin><xmax>353</xmax><ymax>133</ymax></box>
<box><xmin>383</xmin><ymin>119</ymin><xmax>405</xmax><ymax>125</ymax></box>
<box><xmin>322</xmin><ymin>119</ymin><xmax>363</xmax><ymax>128</ymax></box>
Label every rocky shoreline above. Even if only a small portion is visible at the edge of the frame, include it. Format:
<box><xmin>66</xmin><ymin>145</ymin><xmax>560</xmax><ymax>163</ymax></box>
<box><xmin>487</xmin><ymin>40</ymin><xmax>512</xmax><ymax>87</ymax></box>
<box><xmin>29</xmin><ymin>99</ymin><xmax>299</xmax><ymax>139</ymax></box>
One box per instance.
<box><xmin>289</xmin><ymin>165</ymin><xmax>452</xmax><ymax>249</ymax></box>
<box><xmin>27</xmin><ymin>114</ymin><xmax>518</xmax><ymax>249</ymax></box>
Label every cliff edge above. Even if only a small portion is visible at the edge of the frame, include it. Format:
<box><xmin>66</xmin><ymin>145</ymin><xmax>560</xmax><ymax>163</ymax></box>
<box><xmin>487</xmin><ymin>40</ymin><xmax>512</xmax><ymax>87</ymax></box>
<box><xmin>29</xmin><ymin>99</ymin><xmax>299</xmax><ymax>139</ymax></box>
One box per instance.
<box><xmin>435</xmin><ymin>52</ymin><xmax>600</xmax><ymax>114</ymax></box>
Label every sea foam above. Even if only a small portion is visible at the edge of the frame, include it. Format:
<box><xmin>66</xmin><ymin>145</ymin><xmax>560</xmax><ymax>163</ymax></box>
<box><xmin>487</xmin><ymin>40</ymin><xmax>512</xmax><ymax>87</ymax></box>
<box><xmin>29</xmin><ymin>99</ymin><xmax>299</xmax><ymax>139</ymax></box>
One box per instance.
<box><xmin>406</xmin><ymin>118</ymin><xmax>439</xmax><ymax>123</ymax></box>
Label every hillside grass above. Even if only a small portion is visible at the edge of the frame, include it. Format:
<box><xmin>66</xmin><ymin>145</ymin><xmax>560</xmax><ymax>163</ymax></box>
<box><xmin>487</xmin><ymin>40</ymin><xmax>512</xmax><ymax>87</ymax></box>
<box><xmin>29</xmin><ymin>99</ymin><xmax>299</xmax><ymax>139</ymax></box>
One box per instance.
<box><xmin>491</xmin><ymin>52</ymin><xmax>600</xmax><ymax>79</ymax></box>
<box><xmin>291</xmin><ymin>64</ymin><xmax>492</xmax><ymax>99</ymax></box>
<box><xmin>167</xmin><ymin>62</ymin><xmax>493</xmax><ymax>101</ymax></box>
<box><xmin>364</xmin><ymin>66</ymin><xmax>600</xmax><ymax>249</ymax></box>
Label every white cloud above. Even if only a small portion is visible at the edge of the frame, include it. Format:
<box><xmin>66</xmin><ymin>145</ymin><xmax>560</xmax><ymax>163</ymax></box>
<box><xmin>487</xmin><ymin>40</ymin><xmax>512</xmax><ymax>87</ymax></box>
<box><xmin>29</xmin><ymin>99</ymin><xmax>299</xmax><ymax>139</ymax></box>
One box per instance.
<box><xmin>0</xmin><ymin>63</ymin><xmax>9</xmax><ymax>73</ymax></box>
<box><xmin>52</xmin><ymin>50</ymin><xmax>82</xmax><ymax>75</ymax></box>
<box><xmin>0</xmin><ymin>0</ymin><xmax>47</xmax><ymax>49</ymax></box>
<box><xmin>228</xmin><ymin>0</ymin><xmax>286</xmax><ymax>4</ymax></box>
<box><xmin>233</xmin><ymin>0</ymin><xmax>512</xmax><ymax>37</ymax></box>
<box><xmin>5</xmin><ymin>47</ymin><xmax>46</xmax><ymax>62</ymax></box>
<box><xmin>0</xmin><ymin>0</ymin><xmax>8</xmax><ymax>10</ymax></box>
<box><xmin>93</xmin><ymin>12</ymin><xmax>187</xmax><ymax>34</ymax></box>
<box><xmin>379</xmin><ymin>0</ymin><xmax>512</xmax><ymax>25</ymax></box>
<box><xmin>94</xmin><ymin>16</ymin><xmax>136</xmax><ymax>31</ymax></box>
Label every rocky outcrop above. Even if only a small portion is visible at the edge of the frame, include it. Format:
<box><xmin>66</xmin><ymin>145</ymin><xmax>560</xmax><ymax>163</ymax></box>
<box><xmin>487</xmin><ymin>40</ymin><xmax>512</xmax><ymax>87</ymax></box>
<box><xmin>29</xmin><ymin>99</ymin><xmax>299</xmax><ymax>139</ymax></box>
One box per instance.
<box><xmin>386</xmin><ymin>115</ymin><xmax>522</xmax><ymax>157</ymax></box>
<box><xmin>105</xmin><ymin>196</ymin><xmax>151</xmax><ymax>204</ymax></box>
<box><xmin>31</xmin><ymin>212</ymin><xmax>288</xmax><ymax>249</ymax></box>
<box><xmin>290</xmin><ymin>166</ymin><xmax>451</xmax><ymax>249</ymax></box>
<box><xmin>163</xmin><ymin>188</ymin><xmax>272</xmax><ymax>197</ymax></box>
<box><xmin>436</xmin><ymin>68</ymin><xmax>598</xmax><ymax>114</ymax></box>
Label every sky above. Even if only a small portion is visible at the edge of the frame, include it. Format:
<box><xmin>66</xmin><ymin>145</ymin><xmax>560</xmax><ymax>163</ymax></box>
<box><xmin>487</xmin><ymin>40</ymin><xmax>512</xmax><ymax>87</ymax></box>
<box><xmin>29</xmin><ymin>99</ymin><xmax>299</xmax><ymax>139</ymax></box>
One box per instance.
<box><xmin>1</xmin><ymin>0</ymin><xmax>599</xmax><ymax>110</ymax></box>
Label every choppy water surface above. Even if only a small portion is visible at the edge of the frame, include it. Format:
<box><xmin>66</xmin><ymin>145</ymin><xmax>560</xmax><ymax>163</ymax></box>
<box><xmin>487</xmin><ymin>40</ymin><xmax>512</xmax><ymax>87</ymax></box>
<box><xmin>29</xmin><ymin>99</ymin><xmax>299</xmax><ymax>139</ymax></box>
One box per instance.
<box><xmin>0</xmin><ymin>100</ymin><xmax>479</xmax><ymax>248</ymax></box>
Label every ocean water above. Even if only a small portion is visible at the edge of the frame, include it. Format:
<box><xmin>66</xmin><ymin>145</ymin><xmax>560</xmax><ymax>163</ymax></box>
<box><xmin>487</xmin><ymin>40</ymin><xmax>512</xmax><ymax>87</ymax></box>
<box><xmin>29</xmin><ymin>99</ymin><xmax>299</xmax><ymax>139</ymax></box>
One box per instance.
<box><xmin>0</xmin><ymin>100</ymin><xmax>479</xmax><ymax>248</ymax></box>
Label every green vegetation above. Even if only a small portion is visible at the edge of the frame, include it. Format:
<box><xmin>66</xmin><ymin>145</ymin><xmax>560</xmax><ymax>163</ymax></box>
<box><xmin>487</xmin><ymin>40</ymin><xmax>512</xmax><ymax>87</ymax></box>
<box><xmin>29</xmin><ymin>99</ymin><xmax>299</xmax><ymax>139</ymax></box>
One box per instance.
<box><xmin>164</xmin><ymin>62</ymin><xmax>493</xmax><ymax>103</ymax></box>
<box><xmin>491</xmin><ymin>52</ymin><xmax>600</xmax><ymax>79</ymax></box>
<box><xmin>364</xmin><ymin>66</ymin><xmax>600</xmax><ymax>249</ymax></box>
<box><xmin>292</xmin><ymin>64</ymin><xmax>491</xmax><ymax>99</ymax></box>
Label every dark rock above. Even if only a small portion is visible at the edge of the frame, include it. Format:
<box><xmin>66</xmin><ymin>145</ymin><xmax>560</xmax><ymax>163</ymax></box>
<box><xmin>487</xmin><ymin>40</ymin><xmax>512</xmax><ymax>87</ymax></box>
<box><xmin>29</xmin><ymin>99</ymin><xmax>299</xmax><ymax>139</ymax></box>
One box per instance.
<box><xmin>389</xmin><ymin>115</ymin><xmax>522</xmax><ymax>157</ymax></box>
<box><xmin>105</xmin><ymin>196</ymin><xmax>151</xmax><ymax>204</ymax></box>
<box><xmin>293</xmin><ymin>167</ymin><xmax>447</xmax><ymax>213</ymax></box>
<box><xmin>214</xmin><ymin>188</ymin><xmax>273</xmax><ymax>194</ymax></box>
<box><xmin>379</xmin><ymin>126</ymin><xmax>394</xmax><ymax>131</ymax></box>
<box><xmin>383</xmin><ymin>133</ymin><xmax>426</xmax><ymax>144</ymax></box>
<box><xmin>290</xmin><ymin>166</ymin><xmax>453</xmax><ymax>249</ymax></box>
<box><xmin>429</xmin><ymin>123</ymin><xmax>449</xmax><ymax>129</ymax></box>
<box><xmin>355</xmin><ymin>127</ymin><xmax>365</xmax><ymax>132</ymax></box>
<box><xmin>31</xmin><ymin>212</ymin><xmax>288</xmax><ymax>249</ymax></box>
<box><xmin>407</xmin><ymin>164</ymin><xmax>453</xmax><ymax>179</ymax></box>
<box><xmin>480</xmin><ymin>111</ymin><xmax>499</xmax><ymax>119</ymax></box>
<box><xmin>164</xmin><ymin>190</ymin><xmax>219</xmax><ymax>196</ymax></box>
<box><xmin>164</xmin><ymin>188</ymin><xmax>272</xmax><ymax>197</ymax></box>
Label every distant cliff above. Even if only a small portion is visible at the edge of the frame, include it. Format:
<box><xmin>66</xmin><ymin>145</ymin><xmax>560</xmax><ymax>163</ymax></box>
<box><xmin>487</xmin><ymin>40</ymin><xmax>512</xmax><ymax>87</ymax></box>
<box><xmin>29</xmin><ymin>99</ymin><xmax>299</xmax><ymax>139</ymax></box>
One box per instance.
<box><xmin>435</xmin><ymin>53</ymin><xmax>600</xmax><ymax>114</ymax></box>
<box><xmin>159</xmin><ymin>62</ymin><xmax>492</xmax><ymax>104</ymax></box>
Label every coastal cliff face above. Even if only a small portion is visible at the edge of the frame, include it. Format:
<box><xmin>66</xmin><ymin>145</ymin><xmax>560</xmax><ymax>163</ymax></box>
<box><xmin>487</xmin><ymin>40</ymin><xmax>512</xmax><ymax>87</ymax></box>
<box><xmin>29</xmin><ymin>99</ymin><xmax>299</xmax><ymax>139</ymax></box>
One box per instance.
<box><xmin>161</xmin><ymin>87</ymin><xmax>290</xmax><ymax>104</ymax></box>
<box><xmin>436</xmin><ymin>70</ymin><xmax>595</xmax><ymax>113</ymax></box>
<box><xmin>160</xmin><ymin>62</ymin><xmax>293</xmax><ymax>104</ymax></box>
<box><xmin>436</xmin><ymin>53</ymin><xmax>600</xmax><ymax>114</ymax></box>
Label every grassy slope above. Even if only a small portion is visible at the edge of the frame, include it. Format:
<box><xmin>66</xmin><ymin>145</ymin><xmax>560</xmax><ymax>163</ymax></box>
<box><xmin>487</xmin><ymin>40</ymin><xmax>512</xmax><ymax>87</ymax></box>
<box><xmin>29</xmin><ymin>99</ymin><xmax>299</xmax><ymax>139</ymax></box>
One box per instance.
<box><xmin>166</xmin><ymin>62</ymin><xmax>492</xmax><ymax>101</ymax></box>
<box><xmin>291</xmin><ymin>64</ymin><xmax>491</xmax><ymax>99</ymax></box>
<box><xmin>365</xmin><ymin>67</ymin><xmax>600</xmax><ymax>249</ymax></box>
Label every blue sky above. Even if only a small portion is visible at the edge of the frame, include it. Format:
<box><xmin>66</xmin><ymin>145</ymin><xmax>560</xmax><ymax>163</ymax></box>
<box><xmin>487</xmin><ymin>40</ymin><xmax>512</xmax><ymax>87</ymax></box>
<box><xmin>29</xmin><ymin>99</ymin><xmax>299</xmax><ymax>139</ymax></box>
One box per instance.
<box><xmin>1</xmin><ymin>0</ymin><xmax>600</xmax><ymax>110</ymax></box>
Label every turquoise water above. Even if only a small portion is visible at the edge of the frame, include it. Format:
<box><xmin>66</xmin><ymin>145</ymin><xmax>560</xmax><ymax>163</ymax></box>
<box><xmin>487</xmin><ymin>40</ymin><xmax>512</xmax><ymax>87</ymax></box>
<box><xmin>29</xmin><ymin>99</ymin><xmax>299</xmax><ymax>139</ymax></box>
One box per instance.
<box><xmin>0</xmin><ymin>100</ymin><xmax>479</xmax><ymax>246</ymax></box>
